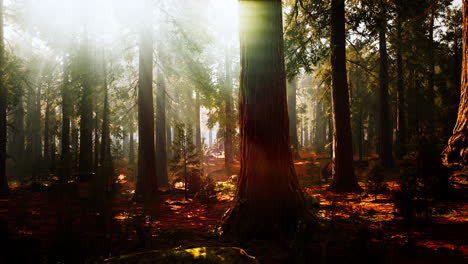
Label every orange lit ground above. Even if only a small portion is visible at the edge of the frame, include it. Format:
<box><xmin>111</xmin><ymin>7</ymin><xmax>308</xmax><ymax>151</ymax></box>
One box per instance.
<box><xmin>0</xmin><ymin>153</ymin><xmax>466</xmax><ymax>263</ymax></box>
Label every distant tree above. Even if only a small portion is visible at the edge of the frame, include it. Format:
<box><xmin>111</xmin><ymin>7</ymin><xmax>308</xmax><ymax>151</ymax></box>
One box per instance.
<box><xmin>288</xmin><ymin>79</ymin><xmax>301</xmax><ymax>159</ymax></box>
<box><xmin>170</xmin><ymin>123</ymin><xmax>200</xmax><ymax>200</ymax></box>
<box><xmin>155</xmin><ymin>63</ymin><xmax>168</xmax><ymax>188</ymax></box>
<box><xmin>444</xmin><ymin>0</ymin><xmax>468</xmax><ymax>166</ymax></box>
<box><xmin>329</xmin><ymin>0</ymin><xmax>361</xmax><ymax>192</ymax></box>
<box><xmin>100</xmin><ymin>54</ymin><xmax>114</xmax><ymax>192</ymax></box>
<box><xmin>78</xmin><ymin>30</ymin><xmax>94</xmax><ymax>178</ymax></box>
<box><xmin>377</xmin><ymin>3</ymin><xmax>394</xmax><ymax>168</ymax></box>
<box><xmin>60</xmin><ymin>52</ymin><xmax>72</xmax><ymax>182</ymax></box>
<box><xmin>222</xmin><ymin>0</ymin><xmax>309</xmax><ymax>238</ymax></box>
<box><xmin>224</xmin><ymin>49</ymin><xmax>235</xmax><ymax>172</ymax></box>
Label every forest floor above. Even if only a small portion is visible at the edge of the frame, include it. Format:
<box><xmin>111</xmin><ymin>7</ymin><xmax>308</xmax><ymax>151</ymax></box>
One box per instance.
<box><xmin>0</xmin><ymin>153</ymin><xmax>467</xmax><ymax>264</ymax></box>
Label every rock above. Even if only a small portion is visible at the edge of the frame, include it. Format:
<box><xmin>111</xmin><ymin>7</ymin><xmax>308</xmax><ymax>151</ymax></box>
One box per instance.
<box><xmin>105</xmin><ymin>247</ymin><xmax>259</xmax><ymax>264</ymax></box>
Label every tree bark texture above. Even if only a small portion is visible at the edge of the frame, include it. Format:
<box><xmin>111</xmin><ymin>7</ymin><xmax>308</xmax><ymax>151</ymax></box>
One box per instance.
<box><xmin>135</xmin><ymin>8</ymin><xmax>158</xmax><ymax>201</ymax></box>
<box><xmin>329</xmin><ymin>0</ymin><xmax>361</xmax><ymax>192</ymax></box>
<box><xmin>222</xmin><ymin>0</ymin><xmax>308</xmax><ymax>238</ymax></box>
<box><xmin>444</xmin><ymin>0</ymin><xmax>468</xmax><ymax>166</ymax></box>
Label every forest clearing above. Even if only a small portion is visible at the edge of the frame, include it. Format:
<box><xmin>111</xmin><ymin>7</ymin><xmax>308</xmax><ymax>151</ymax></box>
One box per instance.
<box><xmin>0</xmin><ymin>0</ymin><xmax>467</xmax><ymax>263</ymax></box>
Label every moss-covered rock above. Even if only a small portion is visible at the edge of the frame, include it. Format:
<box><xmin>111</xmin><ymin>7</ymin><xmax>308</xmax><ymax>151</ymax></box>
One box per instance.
<box><xmin>105</xmin><ymin>247</ymin><xmax>259</xmax><ymax>264</ymax></box>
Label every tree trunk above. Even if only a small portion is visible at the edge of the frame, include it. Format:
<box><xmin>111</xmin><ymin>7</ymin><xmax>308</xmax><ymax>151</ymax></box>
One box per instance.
<box><xmin>32</xmin><ymin>84</ymin><xmax>42</xmax><ymax>183</ymax></box>
<box><xmin>0</xmin><ymin>0</ymin><xmax>7</xmax><ymax>194</ymax></box>
<box><xmin>11</xmin><ymin>95</ymin><xmax>25</xmax><ymax>182</ymax></box>
<box><xmin>195</xmin><ymin>91</ymin><xmax>202</xmax><ymax>155</ymax></box>
<box><xmin>155</xmin><ymin>67</ymin><xmax>168</xmax><ymax>188</ymax></box>
<box><xmin>44</xmin><ymin>99</ymin><xmax>51</xmax><ymax>171</ymax></box>
<box><xmin>129</xmin><ymin>122</ymin><xmax>135</xmax><ymax>169</ymax></box>
<box><xmin>396</xmin><ymin>3</ymin><xmax>407</xmax><ymax>158</ymax></box>
<box><xmin>135</xmin><ymin>5</ymin><xmax>158</xmax><ymax>202</ymax></box>
<box><xmin>224</xmin><ymin>49</ymin><xmax>235</xmax><ymax>172</ymax></box>
<box><xmin>222</xmin><ymin>0</ymin><xmax>308</xmax><ymax>238</ymax></box>
<box><xmin>444</xmin><ymin>0</ymin><xmax>468</xmax><ymax>166</ymax></box>
<box><xmin>100</xmin><ymin>56</ymin><xmax>114</xmax><ymax>192</ymax></box>
<box><xmin>329</xmin><ymin>0</ymin><xmax>361</xmax><ymax>192</ymax></box>
<box><xmin>288</xmin><ymin>79</ymin><xmax>301</xmax><ymax>159</ymax></box>
<box><xmin>79</xmin><ymin>30</ymin><xmax>94</xmax><ymax>177</ymax></box>
<box><xmin>61</xmin><ymin>53</ymin><xmax>72</xmax><ymax>182</ymax></box>
<box><xmin>378</xmin><ymin>17</ymin><xmax>394</xmax><ymax>168</ymax></box>
<box><xmin>94</xmin><ymin>111</ymin><xmax>100</xmax><ymax>174</ymax></box>
<box><xmin>427</xmin><ymin>8</ymin><xmax>436</xmax><ymax>133</ymax></box>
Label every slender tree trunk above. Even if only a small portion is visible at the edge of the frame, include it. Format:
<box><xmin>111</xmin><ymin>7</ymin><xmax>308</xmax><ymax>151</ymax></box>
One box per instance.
<box><xmin>224</xmin><ymin>49</ymin><xmax>234</xmax><ymax>171</ymax></box>
<box><xmin>166</xmin><ymin>123</ymin><xmax>172</xmax><ymax>160</ymax></box>
<box><xmin>100</xmin><ymin>56</ymin><xmax>114</xmax><ymax>192</ymax></box>
<box><xmin>396</xmin><ymin>3</ymin><xmax>406</xmax><ymax>158</ymax></box>
<box><xmin>378</xmin><ymin>17</ymin><xmax>394</xmax><ymax>168</ymax></box>
<box><xmin>288</xmin><ymin>79</ymin><xmax>301</xmax><ymax>159</ymax></box>
<box><xmin>44</xmin><ymin>99</ymin><xmax>51</xmax><ymax>171</ymax></box>
<box><xmin>135</xmin><ymin>4</ymin><xmax>158</xmax><ymax>201</ymax></box>
<box><xmin>155</xmin><ymin>67</ymin><xmax>168</xmax><ymax>188</ymax></box>
<box><xmin>129</xmin><ymin>122</ymin><xmax>135</xmax><ymax>169</ymax></box>
<box><xmin>12</xmin><ymin>95</ymin><xmax>25</xmax><ymax>182</ymax></box>
<box><xmin>0</xmin><ymin>0</ymin><xmax>7</xmax><ymax>194</ymax></box>
<box><xmin>79</xmin><ymin>30</ymin><xmax>94</xmax><ymax>177</ymax></box>
<box><xmin>444</xmin><ymin>0</ymin><xmax>468</xmax><ymax>165</ymax></box>
<box><xmin>32</xmin><ymin>85</ymin><xmax>42</xmax><ymax>182</ymax></box>
<box><xmin>61</xmin><ymin>53</ymin><xmax>72</xmax><ymax>182</ymax></box>
<box><xmin>195</xmin><ymin>91</ymin><xmax>202</xmax><ymax>155</ymax></box>
<box><xmin>427</xmin><ymin>8</ymin><xmax>436</xmax><ymax>133</ymax></box>
<box><xmin>94</xmin><ymin>112</ymin><xmax>100</xmax><ymax>174</ymax></box>
<box><xmin>222</xmin><ymin>0</ymin><xmax>308</xmax><ymax>238</ymax></box>
<box><xmin>314</xmin><ymin>99</ymin><xmax>325</xmax><ymax>153</ymax></box>
<box><xmin>329</xmin><ymin>0</ymin><xmax>361</xmax><ymax>192</ymax></box>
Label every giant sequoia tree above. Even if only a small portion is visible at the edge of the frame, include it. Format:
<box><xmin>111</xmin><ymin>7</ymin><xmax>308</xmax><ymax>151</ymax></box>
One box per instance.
<box><xmin>135</xmin><ymin>2</ymin><xmax>158</xmax><ymax>202</ymax></box>
<box><xmin>329</xmin><ymin>0</ymin><xmax>361</xmax><ymax>192</ymax></box>
<box><xmin>444</xmin><ymin>0</ymin><xmax>468</xmax><ymax>166</ymax></box>
<box><xmin>222</xmin><ymin>0</ymin><xmax>308</xmax><ymax>238</ymax></box>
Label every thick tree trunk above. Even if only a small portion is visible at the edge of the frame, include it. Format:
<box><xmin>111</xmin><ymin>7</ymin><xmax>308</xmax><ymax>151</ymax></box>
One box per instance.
<box><xmin>79</xmin><ymin>31</ymin><xmax>94</xmax><ymax>177</ymax></box>
<box><xmin>396</xmin><ymin>4</ymin><xmax>407</xmax><ymax>158</ymax></box>
<box><xmin>329</xmin><ymin>0</ymin><xmax>361</xmax><ymax>192</ymax></box>
<box><xmin>222</xmin><ymin>0</ymin><xmax>308</xmax><ymax>238</ymax></box>
<box><xmin>378</xmin><ymin>19</ymin><xmax>394</xmax><ymax>168</ymax></box>
<box><xmin>135</xmin><ymin>6</ymin><xmax>158</xmax><ymax>202</ymax></box>
<box><xmin>224</xmin><ymin>50</ymin><xmax>235</xmax><ymax>172</ymax></box>
<box><xmin>61</xmin><ymin>53</ymin><xmax>72</xmax><ymax>182</ymax></box>
<box><xmin>288</xmin><ymin>79</ymin><xmax>301</xmax><ymax>159</ymax></box>
<box><xmin>444</xmin><ymin>0</ymin><xmax>468</xmax><ymax>166</ymax></box>
<box><xmin>155</xmin><ymin>67</ymin><xmax>168</xmax><ymax>188</ymax></box>
<box><xmin>0</xmin><ymin>0</ymin><xmax>7</xmax><ymax>194</ymax></box>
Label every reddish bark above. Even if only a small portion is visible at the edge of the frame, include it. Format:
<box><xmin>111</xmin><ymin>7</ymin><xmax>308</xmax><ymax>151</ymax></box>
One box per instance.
<box><xmin>222</xmin><ymin>0</ymin><xmax>309</xmax><ymax>238</ymax></box>
<box><xmin>444</xmin><ymin>0</ymin><xmax>468</xmax><ymax>166</ymax></box>
<box><xmin>329</xmin><ymin>0</ymin><xmax>361</xmax><ymax>193</ymax></box>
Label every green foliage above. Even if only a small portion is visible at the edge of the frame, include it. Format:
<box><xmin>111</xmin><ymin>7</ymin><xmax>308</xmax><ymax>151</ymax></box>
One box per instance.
<box><xmin>194</xmin><ymin>174</ymin><xmax>216</xmax><ymax>207</ymax></box>
<box><xmin>169</xmin><ymin>123</ymin><xmax>202</xmax><ymax>193</ymax></box>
